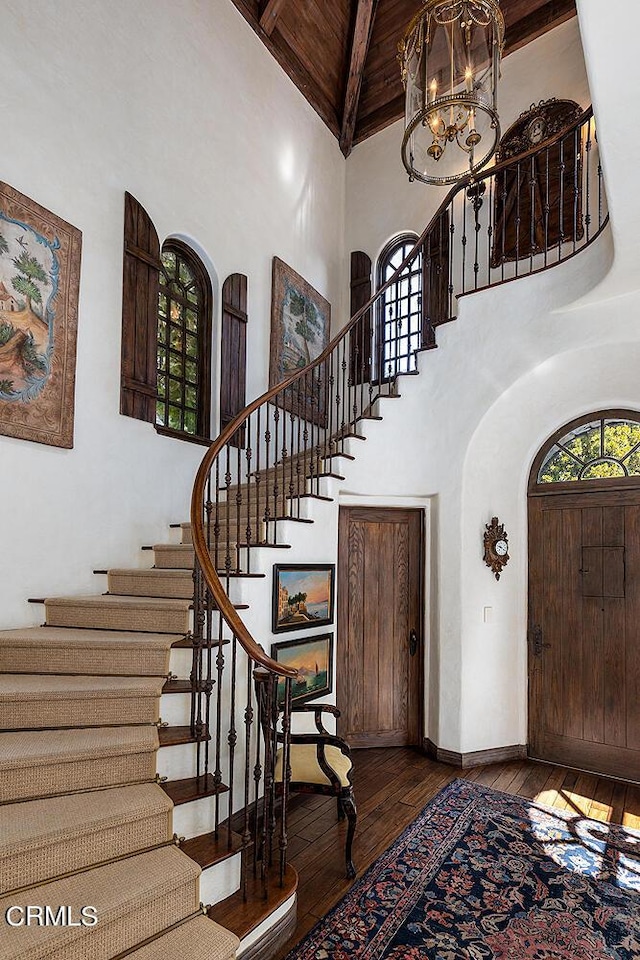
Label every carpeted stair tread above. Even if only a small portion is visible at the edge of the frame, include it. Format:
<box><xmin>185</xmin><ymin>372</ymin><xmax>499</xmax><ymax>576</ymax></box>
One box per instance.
<box><xmin>0</xmin><ymin>626</ymin><xmax>176</xmax><ymax>676</ymax></box>
<box><xmin>0</xmin><ymin>675</ymin><xmax>164</xmax><ymax>729</ymax></box>
<box><xmin>107</xmin><ymin>569</ymin><xmax>195</xmax><ymax>599</ymax></box>
<box><xmin>0</xmin><ymin>726</ymin><xmax>159</xmax><ymax>802</ymax></box>
<box><xmin>0</xmin><ymin>845</ymin><xmax>201</xmax><ymax>960</ymax></box>
<box><xmin>125</xmin><ymin>915</ymin><xmax>239</xmax><ymax>960</ymax></box>
<box><xmin>0</xmin><ymin>784</ymin><xmax>172</xmax><ymax>894</ymax></box>
<box><xmin>45</xmin><ymin>595</ymin><xmax>191</xmax><ymax>634</ymax></box>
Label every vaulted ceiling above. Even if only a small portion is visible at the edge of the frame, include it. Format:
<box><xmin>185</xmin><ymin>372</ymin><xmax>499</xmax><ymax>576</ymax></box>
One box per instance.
<box><xmin>230</xmin><ymin>0</ymin><xmax>577</xmax><ymax>156</ymax></box>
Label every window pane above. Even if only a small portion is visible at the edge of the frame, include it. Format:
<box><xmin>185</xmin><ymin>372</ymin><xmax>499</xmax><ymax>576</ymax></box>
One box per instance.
<box><xmin>168</xmin><ymin>405</ymin><xmax>182</xmax><ymax>430</ymax></box>
<box><xmin>184</xmin><ymin>410</ymin><xmax>196</xmax><ymax>434</ymax></box>
<box><xmin>186</xmin><ymin>309</ymin><xmax>198</xmax><ymax>333</ymax></box>
<box><xmin>185</xmin><ymin>359</ymin><xmax>197</xmax><ymax>383</ymax></box>
<box><xmin>605</xmin><ymin>420</ymin><xmax>640</xmax><ymax>460</ymax></box>
<box><xmin>581</xmin><ymin>460</ymin><xmax>626</xmax><ymax>480</ymax></box>
<box><xmin>168</xmin><ymin>378</ymin><xmax>182</xmax><ymax>403</ymax></box>
<box><xmin>156</xmin><ymin>401</ymin><xmax>165</xmax><ymax>425</ymax></box>
<box><xmin>625</xmin><ymin>449</ymin><xmax>640</xmax><ymax>475</ymax></box>
<box><xmin>170</xmin><ymin>326</ymin><xmax>183</xmax><ymax>351</ymax></box>
<box><xmin>157</xmin><ymin>374</ymin><xmax>167</xmax><ymax>399</ymax></box>
<box><xmin>157</xmin><ymin>349</ymin><xmax>166</xmax><ymax>372</ymax></box>
<box><xmin>158</xmin><ymin>293</ymin><xmax>168</xmax><ymax>317</ymax></box>
<box><xmin>185</xmin><ymin>385</ymin><xmax>197</xmax><ymax>408</ymax></box>
<box><xmin>169</xmin><ymin>352</ymin><xmax>182</xmax><ymax>377</ymax></box>
<box><xmin>179</xmin><ymin>259</ymin><xmax>194</xmax><ymax>286</ymax></box>
<box><xmin>186</xmin><ymin>333</ymin><xmax>197</xmax><ymax>358</ymax></box>
<box><xmin>162</xmin><ymin>252</ymin><xmax>176</xmax><ymax>276</ymax></box>
<box><xmin>538</xmin><ymin>448</ymin><xmax>582</xmax><ymax>483</ymax></box>
<box><xmin>563</xmin><ymin>424</ymin><xmax>600</xmax><ymax>462</ymax></box>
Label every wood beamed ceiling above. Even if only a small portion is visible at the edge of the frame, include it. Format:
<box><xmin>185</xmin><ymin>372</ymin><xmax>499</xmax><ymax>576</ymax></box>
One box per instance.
<box><xmin>230</xmin><ymin>0</ymin><xmax>577</xmax><ymax>156</ymax></box>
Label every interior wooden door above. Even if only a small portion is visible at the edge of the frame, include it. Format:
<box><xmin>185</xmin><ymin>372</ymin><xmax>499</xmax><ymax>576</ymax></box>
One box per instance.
<box><xmin>528</xmin><ymin>489</ymin><xmax>640</xmax><ymax>780</ymax></box>
<box><xmin>337</xmin><ymin>506</ymin><xmax>423</xmax><ymax>748</ymax></box>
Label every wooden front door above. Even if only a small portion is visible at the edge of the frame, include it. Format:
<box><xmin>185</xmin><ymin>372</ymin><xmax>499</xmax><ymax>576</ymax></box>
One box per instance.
<box><xmin>528</xmin><ymin>489</ymin><xmax>640</xmax><ymax>780</ymax></box>
<box><xmin>337</xmin><ymin>506</ymin><xmax>423</xmax><ymax>748</ymax></box>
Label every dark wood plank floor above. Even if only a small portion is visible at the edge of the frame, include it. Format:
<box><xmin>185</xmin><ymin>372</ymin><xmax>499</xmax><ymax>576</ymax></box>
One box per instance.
<box><xmin>275</xmin><ymin>747</ymin><xmax>640</xmax><ymax>958</ymax></box>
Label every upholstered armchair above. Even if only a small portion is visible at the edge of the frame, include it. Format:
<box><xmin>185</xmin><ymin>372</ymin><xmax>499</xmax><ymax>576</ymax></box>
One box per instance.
<box><xmin>275</xmin><ymin>702</ymin><xmax>357</xmax><ymax>878</ymax></box>
<box><xmin>255</xmin><ymin>669</ymin><xmax>357</xmax><ymax>879</ymax></box>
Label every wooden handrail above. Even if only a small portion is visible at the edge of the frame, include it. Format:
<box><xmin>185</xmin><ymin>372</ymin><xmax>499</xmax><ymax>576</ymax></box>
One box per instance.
<box><xmin>190</xmin><ymin>105</ymin><xmax>603</xmax><ymax>678</ymax></box>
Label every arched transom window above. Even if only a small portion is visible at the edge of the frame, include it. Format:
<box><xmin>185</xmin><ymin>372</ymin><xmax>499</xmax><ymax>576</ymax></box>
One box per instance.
<box><xmin>536</xmin><ymin>414</ymin><xmax>640</xmax><ymax>484</ymax></box>
<box><xmin>157</xmin><ymin>240</ymin><xmax>212</xmax><ymax>439</ymax></box>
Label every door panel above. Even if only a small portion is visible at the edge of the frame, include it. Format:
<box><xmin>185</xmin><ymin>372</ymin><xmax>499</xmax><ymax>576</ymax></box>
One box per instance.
<box><xmin>337</xmin><ymin>506</ymin><xmax>423</xmax><ymax>748</ymax></box>
<box><xmin>529</xmin><ymin>491</ymin><xmax>640</xmax><ymax>780</ymax></box>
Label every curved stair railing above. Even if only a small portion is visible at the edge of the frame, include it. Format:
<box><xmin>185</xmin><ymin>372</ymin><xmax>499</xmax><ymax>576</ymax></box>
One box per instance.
<box><xmin>188</xmin><ymin>106</ymin><xmax>607</xmax><ymax>902</ymax></box>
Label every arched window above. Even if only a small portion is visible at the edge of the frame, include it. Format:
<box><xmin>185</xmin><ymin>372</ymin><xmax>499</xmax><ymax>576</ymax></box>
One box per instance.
<box><xmin>376</xmin><ymin>234</ymin><xmax>422</xmax><ymax>380</ymax></box>
<box><xmin>532</xmin><ymin>412</ymin><xmax>640</xmax><ymax>487</ymax></box>
<box><xmin>156</xmin><ymin>240</ymin><xmax>212</xmax><ymax>439</ymax></box>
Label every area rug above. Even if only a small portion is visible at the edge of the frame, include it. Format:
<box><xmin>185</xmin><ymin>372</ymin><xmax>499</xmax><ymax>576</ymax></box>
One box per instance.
<box><xmin>287</xmin><ymin>778</ymin><xmax>640</xmax><ymax>959</ymax></box>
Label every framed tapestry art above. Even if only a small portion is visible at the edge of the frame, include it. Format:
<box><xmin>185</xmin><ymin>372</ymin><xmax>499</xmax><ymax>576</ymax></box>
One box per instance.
<box><xmin>272</xmin><ymin>563</ymin><xmax>335</xmax><ymax>634</ymax></box>
<box><xmin>272</xmin><ymin>632</ymin><xmax>334</xmax><ymax>706</ymax></box>
<box><xmin>269</xmin><ymin>257</ymin><xmax>330</xmax><ymax>427</ymax></box>
<box><xmin>0</xmin><ymin>182</ymin><xmax>82</xmax><ymax>448</ymax></box>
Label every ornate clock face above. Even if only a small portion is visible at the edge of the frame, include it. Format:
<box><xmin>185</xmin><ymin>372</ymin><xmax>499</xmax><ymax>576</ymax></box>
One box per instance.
<box><xmin>483</xmin><ymin>517</ymin><xmax>510</xmax><ymax>580</ymax></box>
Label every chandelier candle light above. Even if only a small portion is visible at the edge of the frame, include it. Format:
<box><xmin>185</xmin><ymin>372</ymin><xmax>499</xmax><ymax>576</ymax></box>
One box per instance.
<box><xmin>399</xmin><ymin>0</ymin><xmax>505</xmax><ymax>185</ymax></box>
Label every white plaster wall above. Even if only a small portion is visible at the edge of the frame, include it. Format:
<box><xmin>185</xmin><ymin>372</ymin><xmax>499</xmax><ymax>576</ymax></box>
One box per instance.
<box><xmin>345</xmin><ymin>18</ymin><xmax>591</xmax><ymax>264</ymax></box>
<box><xmin>0</xmin><ymin>0</ymin><xmax>345</xmax><ymax>627</ymax></box>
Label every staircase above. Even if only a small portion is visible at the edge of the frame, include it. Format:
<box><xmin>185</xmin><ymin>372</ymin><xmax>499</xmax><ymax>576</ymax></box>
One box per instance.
<box><xmin>0</xmin><ymin>107</ymin><xmax>608</xmax><ymax>959</ymax></box>
<box><xmin>0</xmin><ymin>515</ymin><xmax>297</xmax><ymax>958</ymax></box>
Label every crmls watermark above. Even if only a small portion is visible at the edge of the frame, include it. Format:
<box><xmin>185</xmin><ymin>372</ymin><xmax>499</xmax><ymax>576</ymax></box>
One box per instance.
<box><xmin>5</xmin><ymin>906</ymin><xmax>98</xmax><ymax>927</ymax></box>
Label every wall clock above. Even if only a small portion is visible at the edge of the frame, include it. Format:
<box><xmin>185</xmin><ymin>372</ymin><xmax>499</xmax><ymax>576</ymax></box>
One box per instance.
<box><xmin>483</xmin><ymin>516</ymin><xmax>509</xmax><ymax>580</ymax></box>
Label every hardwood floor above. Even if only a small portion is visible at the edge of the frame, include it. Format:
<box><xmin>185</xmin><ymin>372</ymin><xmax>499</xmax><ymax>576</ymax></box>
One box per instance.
<box><xmin>275</xmin><ymin>747</ymin><xmax>640</xmax><ymax>958</ymax></box>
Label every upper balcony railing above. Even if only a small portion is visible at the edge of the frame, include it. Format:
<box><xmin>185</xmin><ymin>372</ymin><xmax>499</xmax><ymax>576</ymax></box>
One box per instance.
<box><xmin>186</xmin><ymin>105</ymin><xmax>607</xmax><ymax>897</ymax></box>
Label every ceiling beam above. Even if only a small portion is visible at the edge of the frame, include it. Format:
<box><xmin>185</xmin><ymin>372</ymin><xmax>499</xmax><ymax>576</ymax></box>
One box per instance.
<box><xmin>339</xmin><ymin>0</ymin><xmax>377</xmax><ymax>158</ymax></box>
<box><xmin>259</xmin><ymin>0</ymin><xmax>288</xmax><ymax>37</ymax></box>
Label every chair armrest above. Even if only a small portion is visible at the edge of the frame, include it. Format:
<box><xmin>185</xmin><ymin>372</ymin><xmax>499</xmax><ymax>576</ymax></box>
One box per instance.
<box><xmin>291</xmin><ymin>702</ymin><xmax>341</xmax><ymax>734</ymax></box>
<box><xmin>288</xmin><ymin>731</ymin><xmax>353</xmax><ymax>757</ymax></box>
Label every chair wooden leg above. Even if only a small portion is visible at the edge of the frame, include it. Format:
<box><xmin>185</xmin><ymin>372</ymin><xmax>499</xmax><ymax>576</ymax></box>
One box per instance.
<box><xmin>337</xmin><ymin>796</ymin><xmax>345</xmax><ymax>821</ymax></box>
<box><xmin>342</xmin><ymin>792</ymin><xmax>357</xmax><ymax>879</ymax></box>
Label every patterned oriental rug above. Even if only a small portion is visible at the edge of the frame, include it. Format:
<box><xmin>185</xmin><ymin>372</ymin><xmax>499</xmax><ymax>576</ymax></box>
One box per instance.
<box><xmin>286</xmin><ymin>778</ymin><xmax>640</xmax><ymax>960</ymax></box>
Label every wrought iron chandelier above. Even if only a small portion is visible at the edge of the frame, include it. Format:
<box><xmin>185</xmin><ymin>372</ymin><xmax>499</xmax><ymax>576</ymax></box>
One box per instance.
<box><xmin>399</xmin><ymin>0</ymin><xmax>505</xmax><ymax>185</ymax></box>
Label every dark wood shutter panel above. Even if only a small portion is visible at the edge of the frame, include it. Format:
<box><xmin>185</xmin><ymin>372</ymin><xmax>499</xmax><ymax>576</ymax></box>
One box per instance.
<box><xmin>422</xmin><ymin>209</ymin><xmax>450</xmax><ymax>348</ymax></box>
<box><xmin>120</xmin><ymin>192</ymin><xmax>160</xmax><ymax>422</ymax></box>
<box><xmin>220</xmin><ymin>273</ymin><xmax>248</xmax><ymax>447</ymax></box>
<box><xmin>349</xmin><ymin>251</ymin><xmax>372</xmax><ymax>386</ymax></box>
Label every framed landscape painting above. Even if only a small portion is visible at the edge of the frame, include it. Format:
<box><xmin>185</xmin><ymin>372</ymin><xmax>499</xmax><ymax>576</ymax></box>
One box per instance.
<box><xmin>268</xmin><ymin>257</ymin><xmax>330</xmax><ymax>427</ymax></box>
<box><xmin>272</xmin><ymin>563</ymin><xmax>335</xmax><ymax>634</ymax></box>
<box><xmin>0</xmin><ymin>182</ymin><xmax>82</xmax><ymax>447</ymax></box>
<box><xmin>272</xmin><ymin>632</ymin><xmax>334</xmax><ymax>706</ymax></box>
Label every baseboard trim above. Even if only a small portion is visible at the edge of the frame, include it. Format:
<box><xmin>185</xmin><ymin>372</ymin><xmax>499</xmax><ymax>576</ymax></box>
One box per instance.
<box><xmin>423</xmin><ymin>739</ymin><xmax>527</xmax><ymax>769</ymax></box>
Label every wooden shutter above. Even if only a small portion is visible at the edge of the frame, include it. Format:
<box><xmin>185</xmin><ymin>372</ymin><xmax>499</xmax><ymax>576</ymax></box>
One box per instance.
<box><xmin>220</xmin><ymin>273</ymin><xmax>248</xmax><ymax>447</ymax></box>
<box><xmin>422</xmin><ymin>209</ymin><xmax>450</xmax><ymax>348</ymax></box>
<box><xmin>349</xmin><ymin>251</ymin><xmax>372</xmax><ymax>386</ymax></box>
<box><xmin>120</xmin><ymin>192</ymin><xmax>161</xmax><ymax>422</ymax></box>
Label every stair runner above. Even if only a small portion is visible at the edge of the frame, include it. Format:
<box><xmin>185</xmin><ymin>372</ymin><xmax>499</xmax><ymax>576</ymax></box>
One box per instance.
<box><xmin>0</xmin><ymin>518</ymin><xmax>241</xmax><ymax>959</ymax></box>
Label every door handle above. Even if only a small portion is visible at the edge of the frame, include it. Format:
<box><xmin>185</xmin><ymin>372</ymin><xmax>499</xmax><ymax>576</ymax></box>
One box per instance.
<box><xmin>528</xmin><ymin>624</ymin><xmax>550</xmax><ymax>658</ymax></box>
<box><xmin>409</xmin><ymin>629</ymin><xmax>418</xmax><ymax>656</ymax></box>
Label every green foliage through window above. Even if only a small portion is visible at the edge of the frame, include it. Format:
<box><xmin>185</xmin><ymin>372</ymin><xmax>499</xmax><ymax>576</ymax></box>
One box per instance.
<box><xmin>538</xmin><ymin>418</ymin><xmax>640</xmax><ymax>483</ymax></box>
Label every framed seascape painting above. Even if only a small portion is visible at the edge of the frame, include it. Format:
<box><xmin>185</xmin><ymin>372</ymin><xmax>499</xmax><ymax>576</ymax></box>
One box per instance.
<box><xmin>272</xmin><ymin>563</ymin><xmax>335</xmax><ymax>634</ymax></box>
<box><xmin>272</xmin><ymin>632</ymin><xmax>334</xmax><ymax>706</ymax></box>
<box><xmin>0</xmin><ymin>182</ymin><xmax>82</xmax><ymax>448</ymax></box>
<box><xmin>268</xmin><ymin>257</ymin><xmax>330</xmax><ymax>428</ymax></box>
